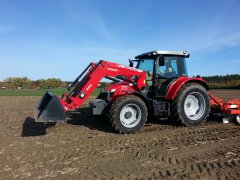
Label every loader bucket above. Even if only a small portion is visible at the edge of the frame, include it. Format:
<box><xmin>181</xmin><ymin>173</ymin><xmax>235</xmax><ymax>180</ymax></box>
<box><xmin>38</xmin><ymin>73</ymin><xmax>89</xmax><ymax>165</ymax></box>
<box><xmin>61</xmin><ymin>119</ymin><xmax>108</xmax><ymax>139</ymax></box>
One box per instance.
<box><xmin>35</xmin><ymin>91</ymin><xmax>66</xmax><ymax>122</ymax></box>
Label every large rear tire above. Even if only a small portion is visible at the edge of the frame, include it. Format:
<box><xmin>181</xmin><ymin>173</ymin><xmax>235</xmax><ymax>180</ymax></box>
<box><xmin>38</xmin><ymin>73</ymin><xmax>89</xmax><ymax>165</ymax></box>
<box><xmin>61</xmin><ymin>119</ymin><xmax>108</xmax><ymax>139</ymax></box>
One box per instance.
<box><xmin>172</xmin><ymin>83</ymin><xmax>210</xmax><ymax>126</ymax></box>
<box><xmin>110</xmin><ymin>95</ymin><xmax>147</xmax><ymax>134</ymax></box>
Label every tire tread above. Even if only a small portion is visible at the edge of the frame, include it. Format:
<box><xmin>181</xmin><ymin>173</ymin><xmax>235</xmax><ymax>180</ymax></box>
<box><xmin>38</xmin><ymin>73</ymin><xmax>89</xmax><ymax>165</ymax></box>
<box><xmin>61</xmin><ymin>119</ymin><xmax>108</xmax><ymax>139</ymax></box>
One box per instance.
<box><xmin>109</xmin><ymin>95</ymin><xmax>148</xmax><ymax>134</ymax></box>
<box><xmin>172</xmin><ymin>83</ymin><xmax>210</xmax><ymax>126</ymax></box>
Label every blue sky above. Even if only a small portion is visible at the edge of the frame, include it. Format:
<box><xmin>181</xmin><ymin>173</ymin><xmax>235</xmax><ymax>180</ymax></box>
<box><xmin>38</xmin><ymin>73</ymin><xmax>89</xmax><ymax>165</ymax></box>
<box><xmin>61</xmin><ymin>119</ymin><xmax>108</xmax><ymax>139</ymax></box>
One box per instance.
<box><xmin>0</xmin><ymin>0</ymin><xmax>239</xmax><ymax>81</ymax></box>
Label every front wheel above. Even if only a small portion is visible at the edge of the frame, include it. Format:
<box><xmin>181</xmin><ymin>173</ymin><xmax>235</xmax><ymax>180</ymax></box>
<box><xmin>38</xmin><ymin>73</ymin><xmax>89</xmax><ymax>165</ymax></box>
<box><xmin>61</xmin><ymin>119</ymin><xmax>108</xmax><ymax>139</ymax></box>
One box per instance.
<box><xmin>172</xmin><ymin>83</ymin><xmax>210</xmax><ymax>126</ymax></box>
<box><xmin>110</xmin><ymin>95</ymin><xmax>147</xmax><ymax>134</ymax></box>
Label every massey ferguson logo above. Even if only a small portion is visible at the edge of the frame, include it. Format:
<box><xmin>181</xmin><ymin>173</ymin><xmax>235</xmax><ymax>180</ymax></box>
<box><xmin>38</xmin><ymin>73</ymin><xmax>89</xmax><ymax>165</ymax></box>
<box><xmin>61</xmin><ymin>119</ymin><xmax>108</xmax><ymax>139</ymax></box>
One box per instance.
<box><xmin>86</xmin><ymin>84</ymin><xmax>92</xmax><ymax>91</ymax></box>
<box><xmin>117</xmin><ymin>64</ymin><xmax>143</xmax><ymax>73</ymax></box>
<box><xmin>107</xmin><ymin>68</ymin><xmax>118</xmax><ymax>72</ymax></box>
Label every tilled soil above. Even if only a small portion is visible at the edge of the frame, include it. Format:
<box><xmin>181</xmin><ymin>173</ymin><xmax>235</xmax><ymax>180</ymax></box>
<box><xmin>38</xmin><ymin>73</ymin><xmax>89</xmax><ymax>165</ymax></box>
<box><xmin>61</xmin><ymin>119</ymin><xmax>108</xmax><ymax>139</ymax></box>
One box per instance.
<box><xmin>0</xmin><ymin>90</ymin><xmax>239</xmax><ymax>179</ymax></box>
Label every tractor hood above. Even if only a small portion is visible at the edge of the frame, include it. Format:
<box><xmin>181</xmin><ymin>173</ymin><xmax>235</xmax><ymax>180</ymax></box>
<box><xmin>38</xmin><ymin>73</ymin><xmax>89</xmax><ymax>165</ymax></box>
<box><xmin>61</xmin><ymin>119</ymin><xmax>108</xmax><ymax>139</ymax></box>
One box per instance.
<box><xmin>105</xmin><ymin>81</ymin><xmax>140</xmax><ymax>96</ymax></box>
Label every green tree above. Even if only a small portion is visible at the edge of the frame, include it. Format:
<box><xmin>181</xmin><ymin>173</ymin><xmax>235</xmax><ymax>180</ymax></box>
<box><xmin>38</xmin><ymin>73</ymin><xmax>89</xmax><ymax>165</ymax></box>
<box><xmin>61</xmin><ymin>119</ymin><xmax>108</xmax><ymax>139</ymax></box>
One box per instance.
<box><xmin>36</xmin><ymin>78</ymin><xmax>63</xmax><ymax>89</ymax></box>
<box><xmin>3</xmin><ymin>77</ymin><xmax>31</xmax><ymax>89</ymax></box>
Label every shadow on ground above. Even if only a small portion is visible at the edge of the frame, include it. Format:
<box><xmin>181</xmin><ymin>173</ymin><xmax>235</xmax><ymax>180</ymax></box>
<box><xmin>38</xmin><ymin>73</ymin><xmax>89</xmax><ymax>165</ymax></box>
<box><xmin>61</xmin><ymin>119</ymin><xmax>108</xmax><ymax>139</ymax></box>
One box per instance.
<box><xmin>23</xmin><ymin>110</ymin><xmax>231</xmax><ymax>137</ymax></box>
<box><xmin>22</xmin><ymin>108</ymin><xmax>114</xmax><ymax>137</ymax></box>
<box><xmin>67</xmin><ymin>108</ymin><xmax>114</xmax><ymax>133</ymax></box>
<box><xmin>22</xmin><ymin>117</ymin><xmax>56</xmax><ymax>137</ymax></box>
<box><xmin>147</xmin><ymin>116</ymin><xmax>181</xmax><ymax>126</ymax></box>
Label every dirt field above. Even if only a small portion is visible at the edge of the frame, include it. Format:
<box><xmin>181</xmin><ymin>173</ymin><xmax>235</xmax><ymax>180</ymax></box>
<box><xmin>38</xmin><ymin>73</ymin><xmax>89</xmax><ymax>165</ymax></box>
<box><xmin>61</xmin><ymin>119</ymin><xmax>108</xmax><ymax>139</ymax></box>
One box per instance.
<box><xmin>0</xmin><ymin>90</ymin><xmax>240</xmax><ymax>179</ymax></box>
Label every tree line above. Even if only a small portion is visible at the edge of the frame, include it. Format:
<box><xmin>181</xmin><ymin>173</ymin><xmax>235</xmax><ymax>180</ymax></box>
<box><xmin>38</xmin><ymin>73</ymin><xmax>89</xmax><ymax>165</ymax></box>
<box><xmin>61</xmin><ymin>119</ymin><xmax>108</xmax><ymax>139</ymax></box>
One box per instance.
<box><xmin>202</xmin><ymin>74</ymin><xmax>240</xmax><ymax>89</ymax></box>
<box><xmin>0</xmin><ymin>74</ymin><xmax>239</xmax><ymax>89</ymax></box>
<box><xmin>0</xmin><ymin>77</ymin><xmax>67</xmax><ymax>89</ymax></box>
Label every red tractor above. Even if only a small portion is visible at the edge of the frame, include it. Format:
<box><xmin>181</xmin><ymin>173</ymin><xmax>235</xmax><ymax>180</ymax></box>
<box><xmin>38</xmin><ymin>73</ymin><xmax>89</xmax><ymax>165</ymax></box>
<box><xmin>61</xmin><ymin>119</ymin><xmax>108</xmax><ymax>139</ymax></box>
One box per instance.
<box><xmin>35</xmin><ymin>50</ymin><xmax>240</xmax><ymax>133</ymax></box>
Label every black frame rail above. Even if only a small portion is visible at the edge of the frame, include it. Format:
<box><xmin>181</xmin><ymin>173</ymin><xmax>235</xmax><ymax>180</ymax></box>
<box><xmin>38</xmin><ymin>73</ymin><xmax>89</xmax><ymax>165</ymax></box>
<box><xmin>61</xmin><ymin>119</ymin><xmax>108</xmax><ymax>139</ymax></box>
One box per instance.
<box><xmin>69</xmin><ymin>61</ymin><xmax>102</xmax><ymax>98</ymax></box>
<box><xmin>61</xmin><ymin>62</ymin><xmax>94</xmax><ymax>98</ymax></box>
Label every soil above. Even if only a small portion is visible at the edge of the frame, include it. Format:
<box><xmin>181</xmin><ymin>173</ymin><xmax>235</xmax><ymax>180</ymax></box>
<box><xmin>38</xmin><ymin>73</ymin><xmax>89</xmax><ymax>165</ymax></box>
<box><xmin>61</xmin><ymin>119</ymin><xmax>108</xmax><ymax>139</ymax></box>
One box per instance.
<box><xmin>0</xmin><ymin>90</ymin><xmax>239</xmax><ymax>179</ymax></box>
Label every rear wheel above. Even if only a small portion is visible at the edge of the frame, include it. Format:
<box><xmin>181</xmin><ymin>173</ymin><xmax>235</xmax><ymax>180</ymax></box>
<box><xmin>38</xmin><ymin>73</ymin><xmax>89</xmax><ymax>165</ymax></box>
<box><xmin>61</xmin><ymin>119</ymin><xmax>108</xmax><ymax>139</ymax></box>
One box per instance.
<box><xmin>236</xmin><ymin>115</ymin><xmax>240</xmax><ymax>125</ymax></box>
<box><xmin>172</xmin><ymin>83</ymin><xmax>210</xmax><ymax>126</ymax></box>
<box><xmin>110</xmin><ymin>95</ymin><xmax>147</xmax><ymax>134</ymax></box>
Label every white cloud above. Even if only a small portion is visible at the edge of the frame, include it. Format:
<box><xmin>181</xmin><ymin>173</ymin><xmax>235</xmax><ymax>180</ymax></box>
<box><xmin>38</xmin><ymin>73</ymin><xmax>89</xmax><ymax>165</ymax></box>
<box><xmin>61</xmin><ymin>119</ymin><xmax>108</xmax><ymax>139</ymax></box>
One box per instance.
<box><xmin>189</xmin><ymin>31</ymin><xmax>240</xmax><ymax>52</ymax></box>
<box><xmin>63</xmin><ymin>2</ymin><xmax>116</xmax><ymax>42</ymax></box>
<box><xmin>219</xmin><ymin>59</ymin><xmax>240</xmax><ymax>64</ymax></box>
<box><xmin>0</xmin><ymin>25</ymin><xmax>16</xmax><ymax>33</ymax></box>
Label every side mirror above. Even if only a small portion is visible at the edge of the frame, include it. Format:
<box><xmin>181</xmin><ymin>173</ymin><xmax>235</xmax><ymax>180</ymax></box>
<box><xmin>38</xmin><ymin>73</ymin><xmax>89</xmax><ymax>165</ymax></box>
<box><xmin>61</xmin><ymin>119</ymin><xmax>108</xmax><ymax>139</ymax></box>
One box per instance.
<box><xmin>159</xmin><ymin>58</ymin><xmax>165</xmax><ymax>66</ymax></box>
<box><xmin>129</xmin><ymin>59</ymin><xmax>133</xmax><ymax>67</ymax></box>
<box><xmin>158</xmin><ymin>55</ymin><xmax>165</xmax><ymax>66</ymax></box>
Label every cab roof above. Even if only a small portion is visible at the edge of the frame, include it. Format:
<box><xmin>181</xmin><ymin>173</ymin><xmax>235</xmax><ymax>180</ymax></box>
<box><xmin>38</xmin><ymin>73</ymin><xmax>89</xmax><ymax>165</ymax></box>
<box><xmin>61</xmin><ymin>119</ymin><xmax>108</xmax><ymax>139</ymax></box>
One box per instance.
<box><xmin>135</xmin><ymin>50</ymin><xmax>190</xmax><ymax>59</ymax></box>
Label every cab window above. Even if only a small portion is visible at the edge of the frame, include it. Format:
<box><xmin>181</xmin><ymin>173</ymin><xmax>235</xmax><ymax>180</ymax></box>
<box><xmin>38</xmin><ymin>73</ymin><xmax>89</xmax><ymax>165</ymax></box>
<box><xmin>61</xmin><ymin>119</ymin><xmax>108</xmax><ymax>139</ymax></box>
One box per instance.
<box><xmin>157</xmin><ymin>56</ymin><xmax>188</xmax><ymax>78</ymax></box>
<box><xmin>137</xmin><ymin>59</ymin><xmax>154</xmax><ymax>85</ymax></box>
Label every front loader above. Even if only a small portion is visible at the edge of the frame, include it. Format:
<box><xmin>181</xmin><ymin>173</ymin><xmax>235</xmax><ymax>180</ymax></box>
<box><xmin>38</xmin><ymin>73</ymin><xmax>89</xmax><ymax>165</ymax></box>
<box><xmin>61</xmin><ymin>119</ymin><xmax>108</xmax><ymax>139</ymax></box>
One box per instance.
<box><xmin>35</xmin><ymin>50</ymin><xmax>240</xmax><ymax>133</ymax></box>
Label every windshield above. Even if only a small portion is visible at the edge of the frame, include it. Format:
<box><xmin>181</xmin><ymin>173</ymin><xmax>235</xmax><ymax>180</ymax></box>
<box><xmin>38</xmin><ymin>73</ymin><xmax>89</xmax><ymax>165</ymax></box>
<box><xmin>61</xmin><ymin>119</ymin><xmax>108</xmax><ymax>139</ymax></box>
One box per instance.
<box><xmin>137</xmin><ymin>59</ymin><xmax>154</xmax><ymax>85</ymax></box>
<box><xmin>137</xmin><ymin>59</ymin><xmax>154</xmax><ymax>72</ymax></box>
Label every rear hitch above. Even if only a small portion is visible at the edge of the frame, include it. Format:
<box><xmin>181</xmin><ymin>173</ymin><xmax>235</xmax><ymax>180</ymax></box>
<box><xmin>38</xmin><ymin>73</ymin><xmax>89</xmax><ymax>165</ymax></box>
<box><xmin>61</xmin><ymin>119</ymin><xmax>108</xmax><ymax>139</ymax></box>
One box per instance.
<box><xmin>35</xmin><ymin>91</ymin><xmax>66</xmax><ymax>122</ymax></box>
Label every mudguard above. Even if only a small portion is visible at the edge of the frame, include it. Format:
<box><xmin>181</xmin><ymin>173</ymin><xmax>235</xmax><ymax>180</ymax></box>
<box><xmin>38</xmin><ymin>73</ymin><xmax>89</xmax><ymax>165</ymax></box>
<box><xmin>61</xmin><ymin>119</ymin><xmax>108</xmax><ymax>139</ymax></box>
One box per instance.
<box><xmin>165</xmin><ymin>76</ymin><xmax>209</xmax><ymax>100</ymax></box>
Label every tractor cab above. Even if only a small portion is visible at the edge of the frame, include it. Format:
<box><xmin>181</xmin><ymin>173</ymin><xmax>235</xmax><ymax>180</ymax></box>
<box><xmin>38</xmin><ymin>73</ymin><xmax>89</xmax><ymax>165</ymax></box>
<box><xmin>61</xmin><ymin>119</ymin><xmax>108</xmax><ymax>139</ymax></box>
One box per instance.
<box><xmin>133</xmin><ymin>50</ymin><xmax>190</xmax><ymax>97</ymax></box>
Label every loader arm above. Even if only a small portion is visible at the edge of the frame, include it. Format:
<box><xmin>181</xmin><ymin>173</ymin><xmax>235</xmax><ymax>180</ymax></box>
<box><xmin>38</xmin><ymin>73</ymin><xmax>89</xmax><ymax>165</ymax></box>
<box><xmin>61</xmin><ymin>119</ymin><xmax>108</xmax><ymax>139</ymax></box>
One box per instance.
<box><xmin>35</xmin><ymin>60</ymin><xmax>147</xmax><ymax>122</ymax></box>
<box><xmin>62</xmin><ymin>60</ymin><xmax>147</xmax><ymax>111</ymax></box>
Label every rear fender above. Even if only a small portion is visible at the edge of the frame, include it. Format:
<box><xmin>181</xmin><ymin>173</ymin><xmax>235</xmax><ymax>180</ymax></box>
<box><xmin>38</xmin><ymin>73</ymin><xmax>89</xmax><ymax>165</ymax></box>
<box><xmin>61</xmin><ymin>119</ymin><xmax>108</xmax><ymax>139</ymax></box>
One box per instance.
<box><xmin>165</xmin><ymin>76</ymin><xmax>209</xmax><ymax>100</ymax></box>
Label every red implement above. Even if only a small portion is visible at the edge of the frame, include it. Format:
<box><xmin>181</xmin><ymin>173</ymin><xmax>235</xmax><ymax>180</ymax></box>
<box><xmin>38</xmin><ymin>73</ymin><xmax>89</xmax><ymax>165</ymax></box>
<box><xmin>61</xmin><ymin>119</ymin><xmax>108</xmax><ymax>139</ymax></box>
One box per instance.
<box><xmin>209</xmin><ymin>93</ymin><xmax>240</xmax><ymax>115</ymax></box>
